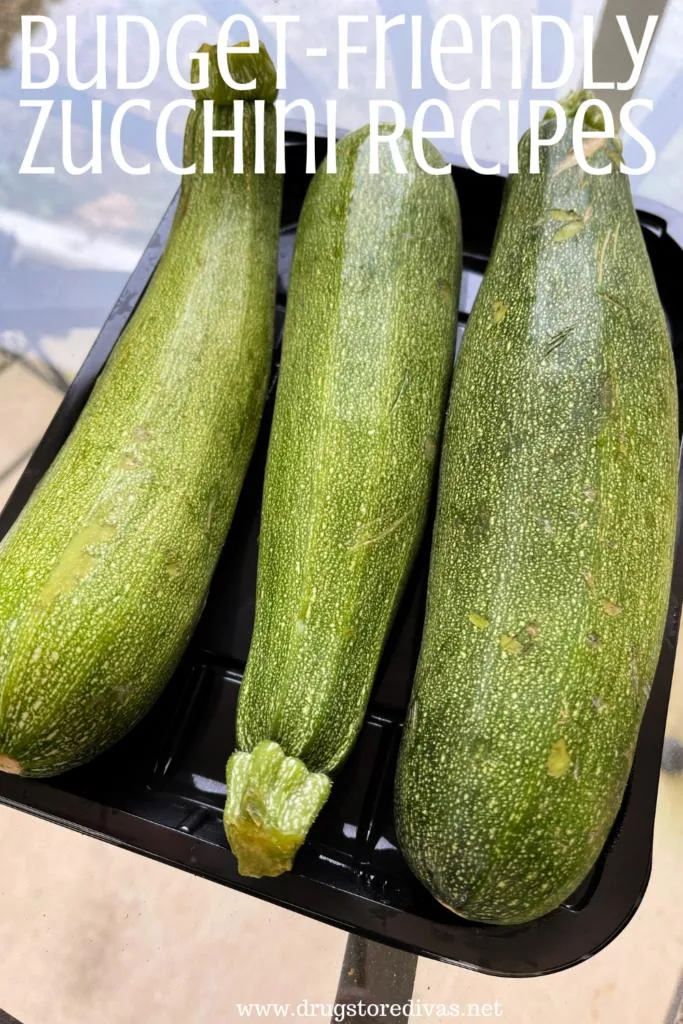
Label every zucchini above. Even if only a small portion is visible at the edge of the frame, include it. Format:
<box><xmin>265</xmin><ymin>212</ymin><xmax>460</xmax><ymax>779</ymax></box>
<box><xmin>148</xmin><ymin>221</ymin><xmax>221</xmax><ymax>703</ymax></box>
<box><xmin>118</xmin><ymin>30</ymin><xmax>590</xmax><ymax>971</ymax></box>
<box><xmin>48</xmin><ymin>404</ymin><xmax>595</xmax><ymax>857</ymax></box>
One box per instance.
<box><xmin>224</xmin><ymin>125</ymin><xmax>462</xmax><ymax>877</ymax></box>
<box><xmin>395</xmin><ymin>92</ymin><xmax>679</xmax><ymax>924</ymax></box>
<box><xmin>0</xmin><ymin>44</ymin><xmax>283</xmax><ymax>777</ymax></box>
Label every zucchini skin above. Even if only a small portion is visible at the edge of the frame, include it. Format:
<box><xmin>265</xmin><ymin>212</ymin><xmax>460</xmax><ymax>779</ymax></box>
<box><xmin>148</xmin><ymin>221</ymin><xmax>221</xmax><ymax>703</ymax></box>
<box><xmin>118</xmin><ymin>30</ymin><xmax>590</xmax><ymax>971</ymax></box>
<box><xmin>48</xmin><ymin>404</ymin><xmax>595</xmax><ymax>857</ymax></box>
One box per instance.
<box><xmin>225</xmin><ymin>126</ymin><xmax>462</xmax><ymax>877</ymax></box>
<box><xmin>0</xmin><ymin>67</ymin><xmax>283</xmax><ymax>776</ymax></box>
<box><xmin>395</xmin><ymin>101</ymin><xmax>679</xmax><ymax>924</ymax></box>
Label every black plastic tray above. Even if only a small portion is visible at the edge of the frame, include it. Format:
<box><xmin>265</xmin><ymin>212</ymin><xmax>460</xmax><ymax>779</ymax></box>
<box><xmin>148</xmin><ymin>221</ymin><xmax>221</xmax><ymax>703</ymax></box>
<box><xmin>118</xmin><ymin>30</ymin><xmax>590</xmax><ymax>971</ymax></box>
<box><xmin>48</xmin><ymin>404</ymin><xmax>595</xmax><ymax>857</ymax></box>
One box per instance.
<box><xmin>1</xmin><ymin>137</ymin><xmax>682</xmax><ymax>978</ymax></box>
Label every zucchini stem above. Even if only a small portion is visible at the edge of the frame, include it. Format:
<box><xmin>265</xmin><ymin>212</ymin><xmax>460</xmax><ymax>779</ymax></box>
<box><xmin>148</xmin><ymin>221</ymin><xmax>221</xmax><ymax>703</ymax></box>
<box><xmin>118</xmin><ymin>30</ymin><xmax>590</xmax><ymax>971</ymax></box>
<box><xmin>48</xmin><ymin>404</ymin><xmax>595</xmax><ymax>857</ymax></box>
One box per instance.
<box><xmin>192</xmin><ymin>41</ymin><xmax>278</xmax><ymax>105</ymax></box>
<box><xmin>0</xmin><ymin>755</ymin><xmax>22</xmax><ymax>775</ymax></box>
<box><xmin>224</xmin><ymin>740</ymin><xmax>331</xmax><ymax>877</ymax></box>
<box><xmin>544</xmin><ymin>89</ymin><xmax>605</xmax><ymax>131</ymax></box>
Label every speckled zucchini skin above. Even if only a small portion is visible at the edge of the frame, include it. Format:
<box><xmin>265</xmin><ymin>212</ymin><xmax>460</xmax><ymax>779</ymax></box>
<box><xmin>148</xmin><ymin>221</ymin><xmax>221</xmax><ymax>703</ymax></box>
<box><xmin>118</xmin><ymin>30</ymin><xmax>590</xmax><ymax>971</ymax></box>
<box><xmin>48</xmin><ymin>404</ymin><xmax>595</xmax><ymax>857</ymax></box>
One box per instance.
<box><xmin>395</xmin><ymin>99</ymin><xmax>679</xmax><ymax>925</ymax></box>
<box><xmin>0</xmin><ymin>66</ymin><xmax>282</xmax><ymax>777</ymax></box>
<box><xmin>225</xmin><ymin>126</ymin><xmax>461</xmax><ymax>876</ymax></box>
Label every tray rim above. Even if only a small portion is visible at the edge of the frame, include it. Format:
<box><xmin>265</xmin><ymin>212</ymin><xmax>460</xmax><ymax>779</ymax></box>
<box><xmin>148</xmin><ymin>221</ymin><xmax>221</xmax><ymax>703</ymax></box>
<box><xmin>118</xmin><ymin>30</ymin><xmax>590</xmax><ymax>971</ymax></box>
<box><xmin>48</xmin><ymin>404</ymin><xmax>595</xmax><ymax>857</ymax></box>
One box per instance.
<box><xmin>0</xmin><ymin>140</ymin><xmax>681</xmax><ymax>978</ymax></box>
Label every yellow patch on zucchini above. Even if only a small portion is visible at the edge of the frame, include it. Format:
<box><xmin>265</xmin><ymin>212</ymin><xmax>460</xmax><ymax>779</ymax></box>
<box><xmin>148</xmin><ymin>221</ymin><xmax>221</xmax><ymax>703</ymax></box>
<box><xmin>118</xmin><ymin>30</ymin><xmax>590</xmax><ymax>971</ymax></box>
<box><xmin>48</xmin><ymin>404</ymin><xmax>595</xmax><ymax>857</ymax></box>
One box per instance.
<box><xmin>546</xmin><ymin>738</ymin><xmax>571</xmax><ymax>778</ymax></box>
<box><xmin>37</xmin><ymin>518</ymin><xmax>118</xmax><ymax>607</ymax></box>
<box><xmin>553</xmin><ymin>220</ymin><xmax>585</xmax><ymax>242</ymax></box>
<box><xmin>549</xmin><ymin>208</ymin><xmax>580</xmax><ymax>222</ymax></box>
<box><xmin>492</xmin><ymin>300</ymin><xmax>508</xmax><ymax>324</ymax></box>
<box><xmin>500</xmin><ymin>634</ymin><xmax>522</xmax><ymax>654</ymax></box>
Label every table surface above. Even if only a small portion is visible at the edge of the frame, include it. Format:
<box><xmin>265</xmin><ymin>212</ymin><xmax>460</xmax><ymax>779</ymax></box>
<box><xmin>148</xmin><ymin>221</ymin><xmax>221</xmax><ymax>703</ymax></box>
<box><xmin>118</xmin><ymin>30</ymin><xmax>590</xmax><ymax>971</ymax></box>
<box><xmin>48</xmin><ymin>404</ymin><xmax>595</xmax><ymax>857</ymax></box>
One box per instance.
<box><xmin>0</xmin><ymin>3</ymin><xmax>682</xmax><ymax>1022</ymax></box>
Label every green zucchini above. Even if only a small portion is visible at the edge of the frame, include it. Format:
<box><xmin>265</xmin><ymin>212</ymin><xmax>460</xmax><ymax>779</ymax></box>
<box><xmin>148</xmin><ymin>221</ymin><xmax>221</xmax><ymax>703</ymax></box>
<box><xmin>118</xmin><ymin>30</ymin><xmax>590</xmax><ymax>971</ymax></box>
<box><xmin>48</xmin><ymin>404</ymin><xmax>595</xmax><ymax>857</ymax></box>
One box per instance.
<box><xmin>0</xmin><ymin>44</ymin><xmax>282</xmax><ymax>777</ymax></box>
<box><xmin>395</xmin><ymin>92</ymin><xmax>679</xmax><ymax>924</ymax></box>
<box><xmin>224</xmin><ymin>125</ymin><xmax>462</xmax><ymax>877</ymax></box>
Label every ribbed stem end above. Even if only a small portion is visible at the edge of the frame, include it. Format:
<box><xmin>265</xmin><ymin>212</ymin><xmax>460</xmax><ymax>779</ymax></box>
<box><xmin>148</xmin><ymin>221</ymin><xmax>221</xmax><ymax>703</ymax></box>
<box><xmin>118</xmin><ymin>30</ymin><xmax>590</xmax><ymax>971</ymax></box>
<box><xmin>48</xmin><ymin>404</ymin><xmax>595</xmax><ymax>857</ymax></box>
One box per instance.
<box><xmin>543</xmin><ymin>89</ymin><xmax>604</xmax><ymax>130</ymax></box>
<box><xmin>560</xmin><ymin>89</ymin><xmax>595</xmax><ymax>120</ymax></box>
<box><xmin>224</xmin><ymin>741</ymin><xmax>331</xmax><ymax>878</ymax></box>
<box><xmin>192</xmin><ymin>41</ymin><xmax>278</xmax><ymax>105</ymax></box>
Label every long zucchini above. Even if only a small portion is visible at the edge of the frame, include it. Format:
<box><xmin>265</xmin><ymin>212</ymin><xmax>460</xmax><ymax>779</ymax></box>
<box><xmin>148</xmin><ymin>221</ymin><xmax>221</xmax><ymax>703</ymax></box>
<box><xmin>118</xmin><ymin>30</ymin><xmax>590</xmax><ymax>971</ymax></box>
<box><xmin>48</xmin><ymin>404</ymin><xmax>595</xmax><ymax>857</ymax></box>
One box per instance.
<box><xmin>395</xmin><ymin>92</ymin><xmax>679</xmax><ymax>924</ymax></box>
<box><xmin>0</xmin><ymin>44</ymin><xmax>282</xmax><ymax>777</ymax></box>
<box><xmin>224</xmin><ymin>125</ymin><xmax>462</xmax><ymax>877</ymax></box>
